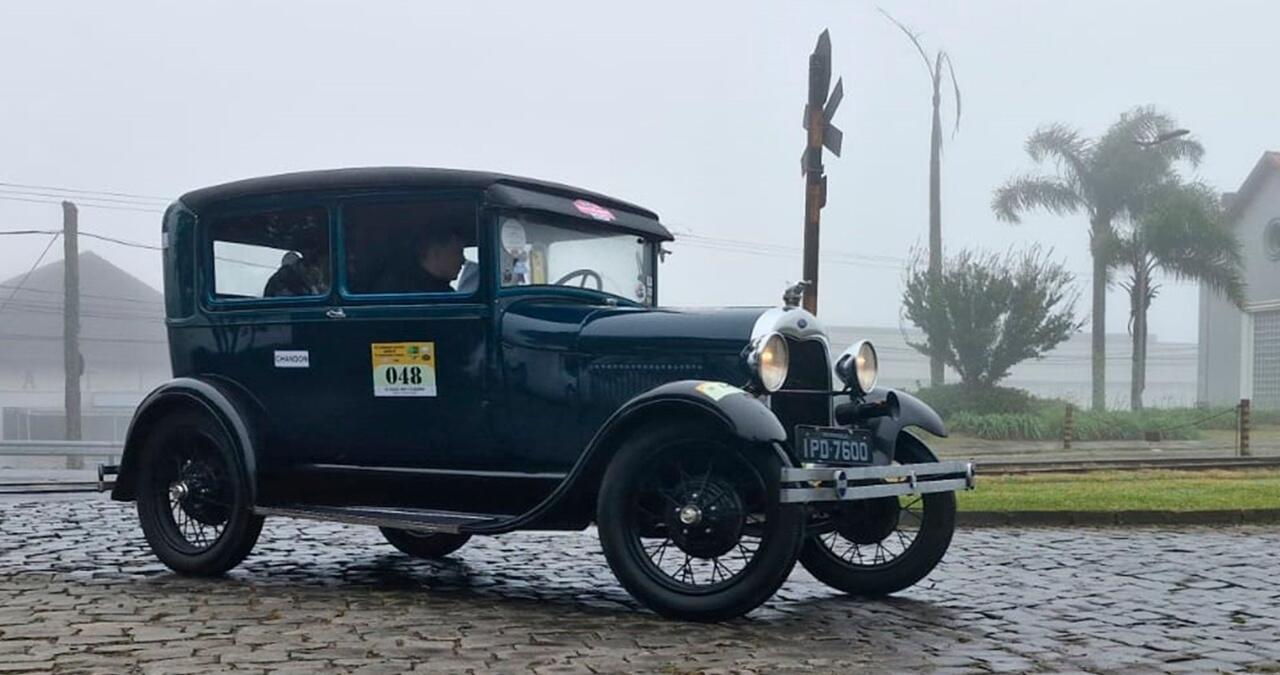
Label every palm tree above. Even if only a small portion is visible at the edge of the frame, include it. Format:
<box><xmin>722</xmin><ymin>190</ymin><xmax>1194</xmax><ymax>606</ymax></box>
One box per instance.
<box><xmin>991</xmin><ymin>106</ymin><xmax>1202</xmax><ymax>410</ymax></box>
<box><xmin>881</xmin><ymin>10</ymin><xmax>960</xmax><ymax>388</ymax></box>
<box><xmin>1115</xmin><ymin>180</ymin><xmax>1244</xmax><ymax>410</ymax></box>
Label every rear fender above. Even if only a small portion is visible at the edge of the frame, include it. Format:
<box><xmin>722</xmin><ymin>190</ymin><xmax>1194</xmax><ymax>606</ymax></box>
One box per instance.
<box><xmin>112</xmin><ymin>376</ymin><xmax>262</xmax><ymax>503</ymax></box>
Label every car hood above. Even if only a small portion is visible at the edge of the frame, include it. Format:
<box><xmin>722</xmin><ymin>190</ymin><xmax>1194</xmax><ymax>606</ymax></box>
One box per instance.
<box><xmin>499</xmin><ymin>300</ymin><xmax>770</xmax><ymax>354</ymax></box>
<box><xmin>577</xmin><ymin>306</ymin><xmax>770</xmax><ymax>354</ymax></box>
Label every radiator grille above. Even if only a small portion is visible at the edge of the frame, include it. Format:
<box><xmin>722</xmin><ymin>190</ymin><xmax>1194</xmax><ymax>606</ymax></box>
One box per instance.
<box><xmin>587</xmin><ymin>361</ymin><xmax>705</xmax><ymax>408</ymax></box>
<box><xmin>772</xmin><ymin>337</ymin><xmax>832</xmax><ymax>442</ymax></box>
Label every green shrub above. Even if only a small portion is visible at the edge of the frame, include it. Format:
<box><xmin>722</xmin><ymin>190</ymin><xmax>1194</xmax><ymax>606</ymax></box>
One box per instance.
<box><xmin>912</xmin><ymin>384</ymin><xmax>1061</xmax><ymax>418</ymax></box>
<box><xmin>915</xmin><ymin>384</ymin><xmax>1276</xmax><ymax>441</ymax></box>
<box><xmin>941</xmin><ymin>405</ymin><xmax>1231</xmax><ymax>441</ymax></box>
<box><xmin>948</xmin><ymin>412</ymin><xmax>1050</xmax><ymax>440</ymax></box>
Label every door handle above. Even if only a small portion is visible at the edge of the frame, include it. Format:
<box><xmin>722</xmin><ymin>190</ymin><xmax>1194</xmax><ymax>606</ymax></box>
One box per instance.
<box><xmin>325</xmin><ymin>307</ymin><xmax>347</xmax><ymax>319</ymax></box>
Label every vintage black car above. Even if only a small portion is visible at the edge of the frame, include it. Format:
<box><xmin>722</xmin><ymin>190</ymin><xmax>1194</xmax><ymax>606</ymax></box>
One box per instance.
<box><xmin>103</xmin><ymin>168</ymin><xmax>974</xmax><ymax>621</ymax></box>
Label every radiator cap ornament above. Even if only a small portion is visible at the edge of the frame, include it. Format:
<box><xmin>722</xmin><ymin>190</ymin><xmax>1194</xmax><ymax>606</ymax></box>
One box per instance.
<box><xmin>782</xmin><ymin>280</ymin><xmax>810</xmax><ymax>308</ymax></box>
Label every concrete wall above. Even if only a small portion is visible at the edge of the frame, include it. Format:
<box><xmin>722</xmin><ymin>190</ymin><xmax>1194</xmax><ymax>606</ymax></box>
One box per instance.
<box><xmin>1237</xmin><ymin>172</ymin><xmax>1280</xmax><ymax>306</ymax></box>
<box><xmin>1198</xmin><ymin>163</ymin><xmax>1280</xmax><ymax>407</ymax></box>
<box><xmin>1198</xmin><ymin>283</ymin><xmax>1242</xmax><ymax>406</ymax></box>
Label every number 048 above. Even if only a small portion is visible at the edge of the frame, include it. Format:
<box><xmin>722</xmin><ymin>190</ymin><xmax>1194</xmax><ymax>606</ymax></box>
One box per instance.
<box><xmin>383</xmin><ymin>366</ymin><xmax>424</xmax><ymax>385</ymax></box>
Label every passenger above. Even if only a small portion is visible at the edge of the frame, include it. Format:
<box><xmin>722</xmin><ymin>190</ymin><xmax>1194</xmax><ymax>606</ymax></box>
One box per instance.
<box><xmin>371</xmin><ymin>227</ymin><xmax>465</xmax><ymax>294</ymax></box>
<box><xmin>264</xmin><ymin>247</ymin><xmax>326</xmax><ymax>297</ymax></box>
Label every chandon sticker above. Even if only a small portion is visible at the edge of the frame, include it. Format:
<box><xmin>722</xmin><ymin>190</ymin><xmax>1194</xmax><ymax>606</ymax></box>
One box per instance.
<box><xmin>274</xmin><ymin>350</ymin><xmax>310</xmax><ymax>368</ymax></box>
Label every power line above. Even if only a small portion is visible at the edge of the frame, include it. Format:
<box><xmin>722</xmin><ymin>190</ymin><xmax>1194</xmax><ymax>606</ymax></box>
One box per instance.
<box><xmin>79</xmin><ymin>231</ymin><xmax>161</xmax><ymax>250</ymax></box>
<box><xmin>0</xmin><ymin>233</ymin><xmax>60</xmax><ymax>315</ymax></box>
<box><xmin>0</xmin><ymin>194</ymin><xmax>165</xmax><ymax>214</ymax></box>
<box><xmin>0</xmin><ymin>282</ymin><xmax>160</xmax><ymax>306</ymax></box>
<box><xmin>0</xmin><ymin>187</ymin><xmax>167</xmax><ymax>209</ymax></box>
<box><xmin>0</xmin><ymin>181</ymin><xmax>170</xmax><ymax>203</ymax></box>
<box><xmin>0</xmin><ymin>228</ymin><xmax>160</xmax><ymax>250</ymax></box>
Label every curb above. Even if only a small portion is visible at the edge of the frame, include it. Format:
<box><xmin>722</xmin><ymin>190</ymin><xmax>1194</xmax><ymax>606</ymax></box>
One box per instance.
<box><xmin>958</xmin><ymin>509</ymin><xmax>1280</xmax><ymax>527</ymax></box>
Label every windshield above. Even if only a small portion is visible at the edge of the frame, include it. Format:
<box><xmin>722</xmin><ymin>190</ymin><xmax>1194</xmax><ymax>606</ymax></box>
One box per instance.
<box><xmin>498</xmin><ymin>211</ymin><xmax>655</xmax><ymax>305</ymax></box>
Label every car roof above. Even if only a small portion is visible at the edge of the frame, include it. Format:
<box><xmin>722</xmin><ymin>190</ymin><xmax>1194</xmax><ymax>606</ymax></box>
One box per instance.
<box><xmin>177</xmin><ymin>167</ymin><xmax>673</xmax><ymax>240</ymax></box>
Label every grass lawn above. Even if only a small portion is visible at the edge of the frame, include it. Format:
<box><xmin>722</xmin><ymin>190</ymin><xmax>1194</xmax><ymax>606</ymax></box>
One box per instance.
<box><xmin>957</xmin><ymin>469</ymin><xmax>1280</xmax><ymax>512</ymax></box>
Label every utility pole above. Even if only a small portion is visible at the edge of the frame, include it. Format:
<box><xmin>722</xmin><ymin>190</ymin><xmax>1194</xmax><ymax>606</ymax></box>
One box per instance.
<box><xmin>801</xmin><ymin>29</ymin><xmax>843</xmax><ymax>315</ymax></box>
<box><xmin>62</xmin><ymin>201</ymin><xmax>82</xmax><ymax>469</ymax></box>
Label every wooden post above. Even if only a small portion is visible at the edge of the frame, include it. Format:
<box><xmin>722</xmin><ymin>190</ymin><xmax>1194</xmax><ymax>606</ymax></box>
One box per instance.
<box><xmin>1239</xmin><ymin>398</ymin><xmax>1251</xmax><ymax>457</ymax></box>
<box><xmin>800</xmin><ymin>30</ymin><xmax>841</xmax><ymax>315</ymax></box>
<box><xmin>62</xmin><ymin>201</ymin><xmax>83</xmax><ymax>469</ymax></box>
<box><xmin>1063</xmin><ymin>403</ymin><xmax>1074</xmax><ymax>450</ymax></box>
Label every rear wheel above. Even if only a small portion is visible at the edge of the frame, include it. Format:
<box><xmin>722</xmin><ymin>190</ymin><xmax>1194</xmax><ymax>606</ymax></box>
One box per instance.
<box><xmin>798</xmin><ymin>433</ymin><xmax>956</xmax><ymax>596</ymax></box>
<box><xmin>597</xmin><ymin>422</ymin><xmax>805</xmax><ymax>622</ymax></box>
<box><xmin>380</xmin><ymin>528</ymin><xmax>471</xmax><ymax>559</ymax></box>
<box><xmin>135</xmin><ymin>411</ymin><xmax>262</xmax><ymax>576</ymax></box>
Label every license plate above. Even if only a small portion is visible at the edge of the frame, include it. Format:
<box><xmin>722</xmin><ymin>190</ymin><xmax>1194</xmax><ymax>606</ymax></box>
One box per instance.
<box><xmin>795</xmin><ymin>426</ymin><xmax>874</xmax><ymax>466</ymax></box>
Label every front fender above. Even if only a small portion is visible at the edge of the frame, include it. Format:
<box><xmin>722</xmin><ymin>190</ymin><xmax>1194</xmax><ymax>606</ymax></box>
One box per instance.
<box><xmin>610</xmin><ymin>380</ymin><xmax>787</xmax><ymax>442</ymax></box>
<box><xmin>472</xmin><ymin>380</ymin><xmax>788</xmax><ymax>533</ymax></box>
<box><xmin>856</xmin><ymin>387</ymin><xmax>947</xmax><ymax>462</ymax></box>
<box><xmin>112</xmin><ymin>376</ymin><xmax>262</xmax><ymax>503</ymax></box>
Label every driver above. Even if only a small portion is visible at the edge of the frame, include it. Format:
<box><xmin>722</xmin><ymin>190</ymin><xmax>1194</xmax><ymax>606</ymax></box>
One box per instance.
<box><xmin>372</xmin><ymin>226</ymin><xmax>465</xmax><ymax>294</ymax></box>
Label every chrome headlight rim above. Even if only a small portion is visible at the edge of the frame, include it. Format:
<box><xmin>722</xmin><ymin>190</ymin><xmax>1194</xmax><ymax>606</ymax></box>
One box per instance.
<box><xmin>747</xmin><ymin>332</ymin><xmax>790</xmax><ymax>393</ymax></box>
<box><xmin>837</xmin><ymin>340</ymin><xmax>879</xmax><ymax>395</ymax></box>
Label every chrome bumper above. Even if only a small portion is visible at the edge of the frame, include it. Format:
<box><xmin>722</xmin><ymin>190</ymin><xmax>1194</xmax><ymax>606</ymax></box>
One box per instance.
<box><xmin>780</xmin><ymin>461</ymin><xmax>975</xmax><ymax>504</ymax></box>
<box><xmin>97</xmin><ymin>464</ymin><xmax>119</xmax><ymax>492</ymax></box>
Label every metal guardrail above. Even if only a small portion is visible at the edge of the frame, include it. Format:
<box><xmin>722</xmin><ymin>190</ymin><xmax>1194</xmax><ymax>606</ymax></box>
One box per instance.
<box><xmin>0</xmin><ymin>440</ymin><xmax>122</xmax><ymax>457</ymax></box>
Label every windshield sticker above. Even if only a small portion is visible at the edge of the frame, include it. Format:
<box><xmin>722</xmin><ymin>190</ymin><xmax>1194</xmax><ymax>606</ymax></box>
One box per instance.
<box><xmin>573</xmin><ymin>199</ymin><xmax>616</xmax><ymax>222</ymax></box>
<box><xmin>371</xmin><ymin>342</ymin><xmax>437</xmax><ymax>397</ymax></box>
<box><xmin>500</xmin><ymin>219</ymin><xmax>527</xmax><ymax>256</ymax></box>
<box><xmin>695</xmin><ymin>381</ymin><xmax>744</xmax><ymax>401</ymax></box>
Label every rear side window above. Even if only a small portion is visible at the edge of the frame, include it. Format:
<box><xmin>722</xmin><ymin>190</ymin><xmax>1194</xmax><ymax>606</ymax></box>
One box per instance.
<box><xmin>342</xmin><ymin>199</ymin><xmax>478</xmax><ymax>295</ymax></box>
<box><xmin>208</xmin><ymin>208</ymin><xmax>330</xmax><ymax>300</ymax></box>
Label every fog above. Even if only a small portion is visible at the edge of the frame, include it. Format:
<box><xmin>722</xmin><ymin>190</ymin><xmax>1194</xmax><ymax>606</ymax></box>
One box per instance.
<box><xmin>2</xmin><ymin>0</ymin><xmax>1276</xmax><ymax>343</ymax></box>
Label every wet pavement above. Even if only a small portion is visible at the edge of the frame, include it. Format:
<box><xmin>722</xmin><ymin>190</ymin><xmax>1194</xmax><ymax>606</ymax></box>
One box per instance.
<box><xmin>0</xmin><ymin>496</ymin><xmax>1278</xmax><ymax>673</ymax></box>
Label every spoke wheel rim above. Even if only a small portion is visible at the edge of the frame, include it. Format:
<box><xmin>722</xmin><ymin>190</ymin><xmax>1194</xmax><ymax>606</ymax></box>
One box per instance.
<box><xmin>151</xmin><ymin>433</ymin><xmax>233</xmax><ymax>555</ymax></box>
<box><xmin>624</xmin><ymin>443</ymin><xmax>771</xmax><ymax>594</ymax></box>
<box><xmin>817</xmin><ymin>490</ymin><xmax>926</xmax><ymax>570</ymax></box>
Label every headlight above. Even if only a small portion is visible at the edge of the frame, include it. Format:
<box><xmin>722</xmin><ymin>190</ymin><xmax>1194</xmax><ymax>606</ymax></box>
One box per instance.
<box><xmin>835</xmin><ymin>340</ymin><xmax>878</xmax><ymax>394</ymax></box>
<box><xmin>747</xmin><ymin>333</ymin><xmax>790</xmax><ymax>392</ymax></box>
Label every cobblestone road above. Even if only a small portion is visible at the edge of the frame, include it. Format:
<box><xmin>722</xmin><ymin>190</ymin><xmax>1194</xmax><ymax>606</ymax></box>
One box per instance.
<box><xmin>0</xmin><ymin>496</ymin><xmax>1277</xmax><ymax>674</ymax></box>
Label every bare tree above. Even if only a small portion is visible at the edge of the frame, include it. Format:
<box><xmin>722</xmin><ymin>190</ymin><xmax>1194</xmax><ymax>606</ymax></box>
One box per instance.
<box><xmin>880</xmin><ymin>9</ymin><xmax>960</xmax><ymax>388</ymax></box>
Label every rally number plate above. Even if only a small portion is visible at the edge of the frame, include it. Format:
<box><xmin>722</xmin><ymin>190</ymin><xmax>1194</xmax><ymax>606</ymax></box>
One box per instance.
<box><xmin>795</xmin><ymin>425</ymin><xmax>874</xmax><ymax>466</ymax></box>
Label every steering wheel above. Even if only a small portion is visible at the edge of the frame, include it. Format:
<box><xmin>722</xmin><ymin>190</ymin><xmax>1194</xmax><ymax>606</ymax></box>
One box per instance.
<box><xmin>554</xmin><ymin>268</ymin><xmax>604</xmax><ymax>290</ymax></box>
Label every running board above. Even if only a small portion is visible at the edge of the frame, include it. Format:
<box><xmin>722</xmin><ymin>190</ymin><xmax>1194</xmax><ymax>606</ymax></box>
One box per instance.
<box><xmin>255</xmin><ymin>504</ymin><xmax>506</xmax><ymax>534</ymax></box>
<box><xmin>780</xmin><ymin>461</ymin><xmax>976</xmax><ymax>504</ymax></box>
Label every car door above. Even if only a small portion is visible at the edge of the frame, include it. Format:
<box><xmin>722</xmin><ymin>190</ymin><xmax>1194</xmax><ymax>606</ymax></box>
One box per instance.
<box><xmin>197</xmin><ymin>203</ymin><xmax>337</xmax><ymax>495</ymax></box>
<box><xmin>299</xmin><ymin>195</ymin><xmax>501</xmax><ymax>510</ymax></box>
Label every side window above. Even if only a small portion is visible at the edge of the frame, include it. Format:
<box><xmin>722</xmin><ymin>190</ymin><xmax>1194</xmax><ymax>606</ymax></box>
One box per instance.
<box><xmin>342</xmin><ymin>199</ymin><xmax>478</xmax><ymax>295</ymax></box>
<box><xmin>208</xmin><ymin>208</ymin><xmax>330</xmax><ymax>300</ymax></box>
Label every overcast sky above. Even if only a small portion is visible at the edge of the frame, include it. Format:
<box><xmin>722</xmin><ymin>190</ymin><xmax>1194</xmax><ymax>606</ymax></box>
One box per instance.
<box><xmin>1</xmin><ymin>0</ymin><xmax>1274</xmax><ymax>343</ymax></box>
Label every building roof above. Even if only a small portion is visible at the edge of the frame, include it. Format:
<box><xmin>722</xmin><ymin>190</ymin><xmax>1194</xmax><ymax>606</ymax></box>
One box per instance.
<box><xmin>0</xmin><ymin>252</ymin><xmax>168</xmax><ymax>367</ymax></box>
<box><xmin>1224</xmin><ymin>151</ymin><xmax>1280</xmax><ymax>223</ymax></box>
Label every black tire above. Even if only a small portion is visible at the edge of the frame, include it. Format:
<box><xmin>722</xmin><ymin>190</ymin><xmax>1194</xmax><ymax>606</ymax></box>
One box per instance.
<box><xmin>135</xmin><ymin>410</ymin><xmax>263</xmax><ymax>576</ymax></box>
<box><xmin>799</xmin><ymin>432</ymin><xmax>956</xmax><ymax>597</ymax></box>
<box><xmin>380</xmin><ymin>528</ymin><xmax>471</xmax><ymax>559</ymax></box>
<box><xmin>597</xmin><ymin>421</ymin><xmax>805</xmax><ymax>622</ymax></box>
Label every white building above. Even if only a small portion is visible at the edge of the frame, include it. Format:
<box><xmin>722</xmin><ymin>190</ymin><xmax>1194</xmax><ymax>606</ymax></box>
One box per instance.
<box><xmin>1198</xmin><ymin>152</ymin><xmax>1280</xmax><ymax>409</ymax></box>
<box><xmin>0</xmin><ymin>252</ymin><xmax>170</xmax><ymax>441</ymax></box>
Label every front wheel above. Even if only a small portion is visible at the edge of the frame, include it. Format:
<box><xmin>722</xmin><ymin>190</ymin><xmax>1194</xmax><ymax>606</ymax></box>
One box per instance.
<box><xmin>799</xmin><ymin>432</ymin><xmax>956</xmax><ymax>597</ymax></box>
<box><xmin>597</xmin><ymin>422</ymin><xmax>805</xmax><ymax>622</ymax></box>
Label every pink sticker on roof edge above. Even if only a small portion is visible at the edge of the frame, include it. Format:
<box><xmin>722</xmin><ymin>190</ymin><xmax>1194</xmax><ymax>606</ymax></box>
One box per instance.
<box><xmin>573</xmin><ymin>199</ymin><xmax>616</xmax><ymax>222</ymax></box>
